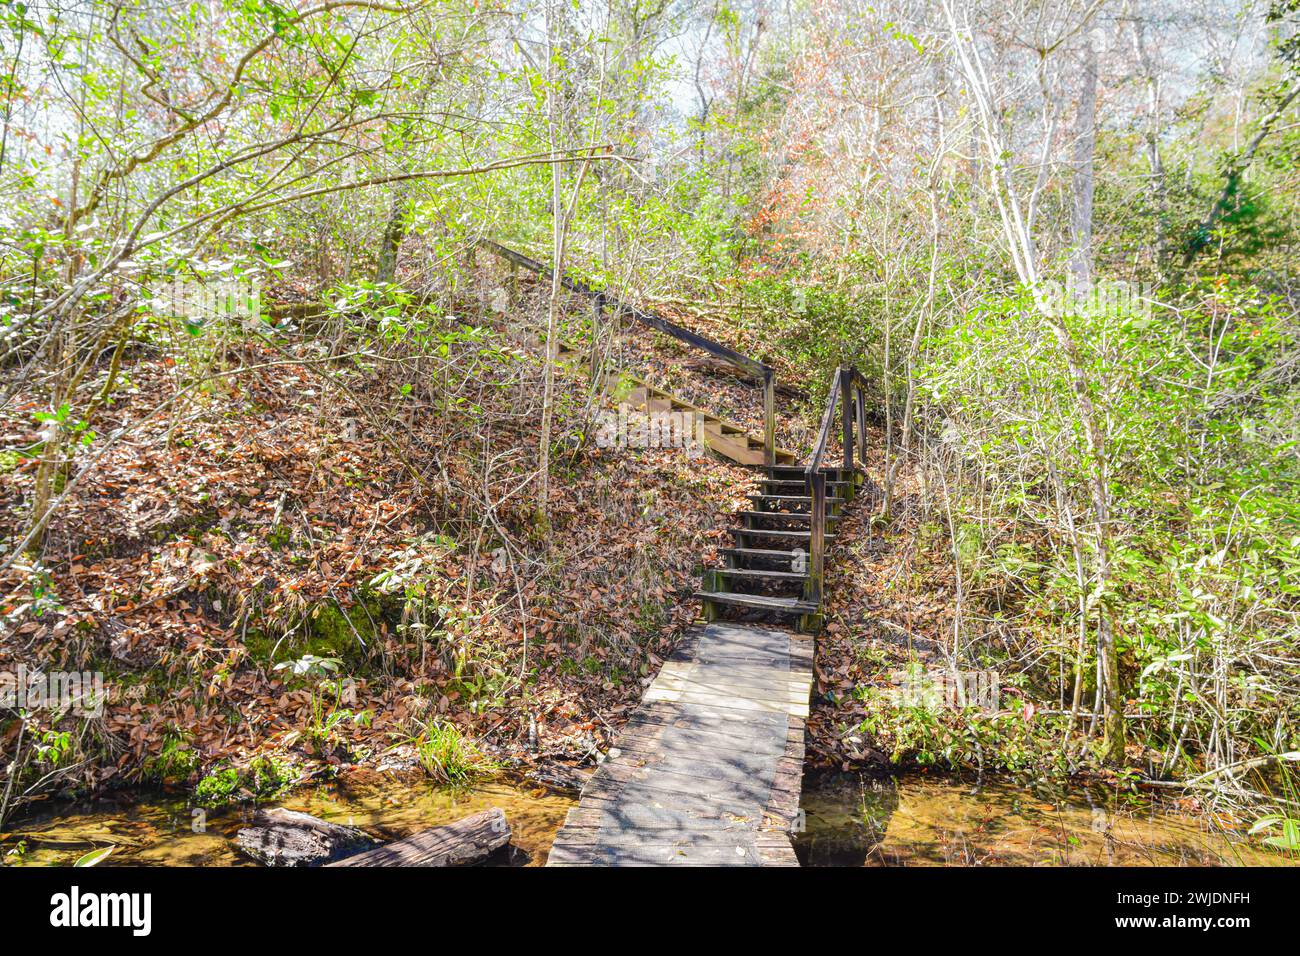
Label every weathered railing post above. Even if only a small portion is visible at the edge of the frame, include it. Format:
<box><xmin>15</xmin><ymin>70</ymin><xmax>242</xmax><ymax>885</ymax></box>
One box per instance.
<box><xmin>854</xmin><ymin>373</ymin><xmax>867</xmax><ymax>464</ymax></box>
<box><xmin>763</xmin><ymin>366</ymin><xmax>776</xmax><ymax>467</ymax></box>
<box><xmin>839</xmin><ymin>367</ymin><xmax>853</xmax><ymax>472</ymax></box>
<box><xmin>804</xmin><ymin>469</ymin><xmax>827</xmax><ymax>610</ymax></box>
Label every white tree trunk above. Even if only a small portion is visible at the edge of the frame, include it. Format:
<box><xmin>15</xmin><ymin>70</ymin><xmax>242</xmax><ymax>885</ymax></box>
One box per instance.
<box><xmin>1069</xmin><ymin>34</ymin><xmax>1098</xmax><ymax>287</ymax></box>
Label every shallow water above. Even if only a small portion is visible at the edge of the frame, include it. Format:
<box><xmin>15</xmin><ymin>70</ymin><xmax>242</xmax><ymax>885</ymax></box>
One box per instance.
<box><xmin>1</xmin><ymin>774</ymin><xmax>575</xmax><ymax>867</ymax></box>
<box><xmin>4</xmin><ymin>769</ymin><xmax>1291</xmax><ymax>867</ymax></box>
<box><xmin>794</xmin><ymin>771</ymin><xmax>1288</xmax><ymax>866</ymax></box>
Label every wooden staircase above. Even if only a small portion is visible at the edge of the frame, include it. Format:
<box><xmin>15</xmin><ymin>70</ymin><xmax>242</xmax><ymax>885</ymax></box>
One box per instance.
<box><xmin>696</xmin><ymin>367</ymin><xmax>871</xmax><ymax>634</ymax></box>
<box><xmin>476</xmin><ymin>241</ymin><xmax>874</xmax><ymax>866</ymax></box>
<box><xmin>481</xmin><ymin>239</ymin><xmax>795</xmax><ymax>469</ymax></box>
<box><xmin>695</xmin><ymin>464</ymin><xmax>862</xmax><ymax>633</ymax></box>
<box><xmin>479</xmin><ymin>240</ymin><xmax>872</xmax><ymax>633</ymax></box>
<box><xmin>554</xmin><ymin>340</ymin><xmax>797</xmax><ymax>466</ymax></box>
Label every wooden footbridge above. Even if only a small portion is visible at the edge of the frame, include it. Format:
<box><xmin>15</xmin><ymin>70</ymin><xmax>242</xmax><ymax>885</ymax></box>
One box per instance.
<box><xmin>546</xmin><ymin>620</ymin><xmax>813</xmax><ymax>865</ymax></box>
<box><xmin>482</xmin><ymin>241</ymin><xmax>871</xmax><ymax>866</ymax></box>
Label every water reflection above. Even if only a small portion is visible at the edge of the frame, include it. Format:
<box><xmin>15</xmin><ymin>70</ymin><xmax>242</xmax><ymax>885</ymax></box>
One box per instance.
<box><xmin>794</xmin><ymin>772</ymin><xmax>1287</xmax><ymax>867</ymax></box>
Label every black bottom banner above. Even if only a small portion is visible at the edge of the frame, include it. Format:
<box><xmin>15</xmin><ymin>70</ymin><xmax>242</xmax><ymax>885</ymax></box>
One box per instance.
<box><xmin>0</xmin><ymin>864</ymin><xmax>1279</xmax><ymax>943</ymax></box>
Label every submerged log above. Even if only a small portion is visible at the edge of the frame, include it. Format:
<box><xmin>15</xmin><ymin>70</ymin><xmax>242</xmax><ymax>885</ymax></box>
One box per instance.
<box><xmin>327</xmin><ymin>808</ymin><xmax>511</xmax><ymax>867</ymax></box>
<box><xmin>236</xmin><ymin>808</ymin><xmax>378</xmax><ymax>867</ymax></box>
<box><xmin>525</xmin><ymin>762</ymin><xmax>593</xmax><ymax>795</ymax></box>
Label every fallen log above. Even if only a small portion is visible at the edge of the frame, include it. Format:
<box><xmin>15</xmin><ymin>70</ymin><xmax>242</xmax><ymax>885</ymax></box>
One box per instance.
<box><xmin>327</xmin><ymin>808</ymin><xmax>511</xmax><ymax>867</ymax></box>
<box><xmin>236</xmin><ymin>808</ymin><xmax>378</xmax><ymax>867</ymax></box>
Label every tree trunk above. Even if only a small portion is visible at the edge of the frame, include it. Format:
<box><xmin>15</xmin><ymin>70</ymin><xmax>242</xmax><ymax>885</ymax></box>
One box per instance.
<box><xmin>374</xmin><ymin>185</ymin><xmax>409</xmax><ymax>285</ymax></box>
<box><xmin>1068</xmin><ymin>35</ymin><xmax>1097</xmax><ymax>288</ymax></box>
<box><xmin>1063</xmin><ymin>39</ymin><xmax>1122</xmax><ymax>764</ymax></box>
<box><xmin>1130</xmin><ymin>14</ymin><xmax>1168</xmax><ymax>271</ymax></box>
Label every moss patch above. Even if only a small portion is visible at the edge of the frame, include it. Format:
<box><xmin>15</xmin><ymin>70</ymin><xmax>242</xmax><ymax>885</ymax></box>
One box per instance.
<box><xmin>243</xmin><ymin>594</ymin><xmax>393</xmax><ymax>668</ymax></box>
<box><xmin>192</xmin><ymin>755</ymin><xmax>296</xmax><ymax>807</ymax></box>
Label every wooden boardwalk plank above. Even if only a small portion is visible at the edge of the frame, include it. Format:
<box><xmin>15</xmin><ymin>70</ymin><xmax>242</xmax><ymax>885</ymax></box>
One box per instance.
<box><xmin>611</xmin><ymin>729</ymin><xmax>795</xmax><ymax>763</ymax></box>
<box><xmin>560</xmin><ymin>800</ymin><xmax>769</xmax><ymax>830</ymax></box>
<box><xmin>546</xmin><ymin>622</ymin><xmax>813</xmax><ymax>867</ymax></box>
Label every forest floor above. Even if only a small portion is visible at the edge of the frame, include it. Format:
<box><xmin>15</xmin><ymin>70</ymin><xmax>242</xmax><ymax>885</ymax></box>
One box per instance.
<box><xmin>1</xmin><ymin>281</ymin><xmax>1083</xmax><ymax>817</ymax></box>
<box><xmin>0</xmin><ymin>299</ymin><xmax>805</xmax><ymax>807</ymax></box>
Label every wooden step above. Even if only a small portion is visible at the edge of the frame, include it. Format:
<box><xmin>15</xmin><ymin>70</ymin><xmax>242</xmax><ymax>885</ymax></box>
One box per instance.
<box><xmin>766</xmin><ymin>465</ymin><xmax>856</xmax><ymax>480</ymax></box>
<box><xmin>761</xmin><ymin>479</ymin><xmax>853</xmax><ymax>492</ymax></box>
<box><xmin>720</xmin><ymin>546</ymin><xmax>809</xmax><ymax>560</ymax></box>
<box><xmin>703</xmin><ymin>421</ymin><xmax>765</xmax><ymax>466</ymax></box>
<box><xmin>738</xmin><ymin>510</ymin><xmax>842</xmax><ymax>525</ymax></box>
<box><xmin>730</xmin><ymin>528</ymin><xmax>837</xmax><ymax>543</ymax></box>
<box><xmin>692</xmin><ymin>591</ymin><xmax>819</xmax><ymax>615</ymax></box>
<box><xmin>748</xmin><ymin>495</ymin><xmax>844</xmax><ymax>507</ymax></box>
<box><xmin>712</xmin><ymin>568</ymin><xmax>809</xmax><ymax>582</ymax></box>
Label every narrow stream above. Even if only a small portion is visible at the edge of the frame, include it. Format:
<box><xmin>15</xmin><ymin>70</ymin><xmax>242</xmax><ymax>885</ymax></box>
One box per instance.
<box><xmin>1</xmin><ymin>773</ymin><xmax>575</xmax><ymax>867</ymax></box>
<box><xmin>795</xmin><ymin>771</ymin><xmax>1284</xmax><ymax>866</ymax></box>
<box><xmin>2</xmin><ymin>770</ymin><xmax>1290</xmax><ymax>867</ymax></box>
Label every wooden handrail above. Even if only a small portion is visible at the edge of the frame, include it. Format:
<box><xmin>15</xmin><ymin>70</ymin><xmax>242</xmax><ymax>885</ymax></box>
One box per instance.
<box><xmin>804</xmin><ymin>364</ymin><xmax>866</xmax><ymax>484</ymax></box>
<box><xmin>804</xmin><ymin>367</ymin><xmax>843</xmax><ymax>493</ymax></box>
<box><xmin>480</xmin><ymin>238</ymin><xmax>778</xmax><ymax>464</ymax></box>
<box><xmin>802</xmin><ymin>364</ymin><xmax>865</xmax><ymax>608</ymax></box>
